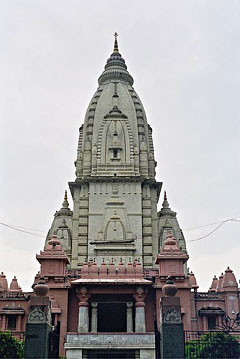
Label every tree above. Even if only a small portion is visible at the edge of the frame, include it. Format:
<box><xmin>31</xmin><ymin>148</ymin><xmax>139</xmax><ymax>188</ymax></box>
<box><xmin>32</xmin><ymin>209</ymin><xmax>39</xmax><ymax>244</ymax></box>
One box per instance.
<box><xmin>185</xmin><ymin>331</ymin><xmax>240</xmax><ymax>359</ymax></box>
<box><xmin>0</xmin><ymin>331</ymin><xmax>24</xmax><ymax>358</ymax></box>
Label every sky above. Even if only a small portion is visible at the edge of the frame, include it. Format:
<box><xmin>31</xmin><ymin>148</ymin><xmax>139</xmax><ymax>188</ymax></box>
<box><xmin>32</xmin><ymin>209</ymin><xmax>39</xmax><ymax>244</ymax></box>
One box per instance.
<box><xmin>0</xmin><ymin>0</ymin><xmax>240</xmax><ymax>292</ymax></box>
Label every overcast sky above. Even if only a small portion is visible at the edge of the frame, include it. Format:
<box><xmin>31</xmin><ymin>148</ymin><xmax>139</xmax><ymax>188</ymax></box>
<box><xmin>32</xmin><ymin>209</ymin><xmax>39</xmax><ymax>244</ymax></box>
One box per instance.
<box><xmin>0</xmin><ymin>0</ymin><xmax>239</xmax><ymax>292</ymax></box>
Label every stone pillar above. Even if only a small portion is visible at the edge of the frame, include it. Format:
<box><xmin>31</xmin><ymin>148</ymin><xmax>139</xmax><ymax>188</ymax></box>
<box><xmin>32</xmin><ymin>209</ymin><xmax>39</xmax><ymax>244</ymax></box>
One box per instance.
<box><xmin>16</xmin><ymin>315</ymin><xmax>21</xmax><ymax>331</ymax></box>
<box><xmin>24</xmin><ymin>279</ymin><xmax>51</xmax><ymax>359</ymax></box>
<box><xmin>91</xmin><ymin>302</ymin><xmax>98</xmax><ymax>332</ymax></box>
<box><xmin>66</xmin><ymin>349</ymin><xmax>83</xmax><ymax>359</ymax></box>
<box><xmin>134</xmin><ymin>287</ymin><xmax>146</xmax><ymax>333</ymax></box>
<box><xmin>139</xmin><ymin>349</ymin><xmax>156</xmax><ymax>359</ymax></box>
<box><xmin>135</xmin><ymin>305</ymin><xmax>146</xmax><ymax>332</ymax></box>
<box><xmin>127</xmin><ymin>302</ymin><xmax>133</xmax><ymax>332</ymax></box>
<box><xmin>160</xmin><ymin>277</ymin><xmax>184</xmax><ymax>359</ymax></box>
<box><xmin>77</xmin><ymin>287</ymin><xmax>90</xmax><ymax>333</ymax></box>
<box><xmin>78</xmin><ymin>306</ymin><xmax>89</xmax><ymax>332</ymax></box>
<box><xmin>202</xmin><ymin>316</ymin><xmax>208</xmax><ymax>331</ymax></box>
<box><xmin>2</xmin><ymin>314</ymin><xmax>6</xmax><ymax>330</ymax></box>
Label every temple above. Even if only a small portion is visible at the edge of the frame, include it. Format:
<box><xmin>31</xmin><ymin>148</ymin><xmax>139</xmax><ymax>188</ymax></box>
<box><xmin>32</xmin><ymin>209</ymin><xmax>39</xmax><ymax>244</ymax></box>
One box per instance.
<box><xmin>0</xmin><ymin>35</ymin><xmax>239</xmax><ymax>359</ymax></box>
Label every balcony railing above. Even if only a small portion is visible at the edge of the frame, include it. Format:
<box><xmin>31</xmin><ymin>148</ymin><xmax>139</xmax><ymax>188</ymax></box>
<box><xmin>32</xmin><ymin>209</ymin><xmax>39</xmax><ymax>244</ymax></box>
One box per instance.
<box><xmin>65</xmin><ymin>332</ymin><xmax>155</xmax><ymax>350</ymax></box>
<box><xmin>195</xmin><ymin>292</ymin><xmax>222</xmax><ymax>300</ymax></box>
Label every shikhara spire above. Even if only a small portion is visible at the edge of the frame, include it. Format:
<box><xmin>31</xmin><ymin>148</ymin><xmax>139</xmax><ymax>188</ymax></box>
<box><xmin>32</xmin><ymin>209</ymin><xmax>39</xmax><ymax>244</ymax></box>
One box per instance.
<box><xmin>46</xmin><ymin>34</ymin><xmax>186</xmax><ymax>270</ymax></box>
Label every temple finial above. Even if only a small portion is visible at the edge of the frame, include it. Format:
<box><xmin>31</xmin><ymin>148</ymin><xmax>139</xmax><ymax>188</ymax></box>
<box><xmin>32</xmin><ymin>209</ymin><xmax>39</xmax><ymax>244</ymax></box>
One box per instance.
<box><xmin>62</xmin><ymin>190</ymin><xmax>69</xmax><ymax>209</ymax></box>
<box><xmin>162</xmin><ymin>190</ymin><xmax>169</xmax><ymax>209</ymax></box>
<box><xmin>113</xmin><ymin>32</ymin><xmax>119</xmax><ymax>53</ymax></box>
<box><xmin>164</xmin><ymin>190</ymin><xmax>167</xmax><ymax>201</ymax></box>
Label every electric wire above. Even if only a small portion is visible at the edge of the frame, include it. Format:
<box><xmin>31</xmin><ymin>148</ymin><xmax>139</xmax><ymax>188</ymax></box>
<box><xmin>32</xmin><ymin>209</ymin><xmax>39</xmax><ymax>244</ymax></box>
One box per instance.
<box><xmin>0</xmin><ymin>222</ymin><xmax>43</xmax><ymax>238</ymax></box>
<box><xmin>0</xmin><ymin>215</ymin><xmax>239</xmax><ymax>242</ymax></box>
<box><xmin>5</xmin><ymin>225</ymin><xmax>45</xmax><ymax>233</ymax></box>
<box><xmin>188</xmin><ymin>217</ymin><xmax>240</xmax><ymax>242</ymax></box>
<box><xmin>184</xmin><ymin>216</ymin><xmax>240</xmax><ymax>230</ymax></box>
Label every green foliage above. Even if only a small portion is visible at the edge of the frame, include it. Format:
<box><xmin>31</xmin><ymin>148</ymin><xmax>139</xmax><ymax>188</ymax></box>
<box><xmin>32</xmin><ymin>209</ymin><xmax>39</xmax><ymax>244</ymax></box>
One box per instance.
<box><xmin>0</xmin><ymin>331</ymin><xmax>24</xmax><ymax>359</ymax></box>
<box><xmin>185</xmin><ymin>331</ymin><xmax>240</xmax><ymax>359</ymax></box>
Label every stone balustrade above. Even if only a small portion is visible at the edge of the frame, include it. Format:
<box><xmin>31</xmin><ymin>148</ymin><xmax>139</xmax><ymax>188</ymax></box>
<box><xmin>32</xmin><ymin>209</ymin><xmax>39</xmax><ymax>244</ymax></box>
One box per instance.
<box><xmin>65</xmin><ymin>333</ymin><xmax>155</xmax><ymax>349</ymax></box>
<box><xmin>195</xmin><ymin>292</ymin><xmax>222</xmax><ymax>300</ymax></box>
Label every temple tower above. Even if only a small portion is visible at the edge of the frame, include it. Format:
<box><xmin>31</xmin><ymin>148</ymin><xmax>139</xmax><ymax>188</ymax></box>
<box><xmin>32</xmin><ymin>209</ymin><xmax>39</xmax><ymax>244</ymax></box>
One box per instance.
<box><xmin>45</xmin><ymin>34</ymin><xmax>186</xmax><ymax>270</ymax></box>
<box><xmin>70</xmin><ymin>33</ymin><xmax>161</xmax><ymax>268</ymax></box>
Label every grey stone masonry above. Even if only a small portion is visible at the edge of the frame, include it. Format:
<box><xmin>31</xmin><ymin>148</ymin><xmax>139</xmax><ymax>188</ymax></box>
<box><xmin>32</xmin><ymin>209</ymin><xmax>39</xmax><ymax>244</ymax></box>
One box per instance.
<box><xmin>45</xmin><ymin>37</ymin><xmax>187</xmax><ymax>271</ymax></box>
<box><xmin>65</xmin><ymin>333</ymin><xmax>155</xmax><ymax>349</ymax></box>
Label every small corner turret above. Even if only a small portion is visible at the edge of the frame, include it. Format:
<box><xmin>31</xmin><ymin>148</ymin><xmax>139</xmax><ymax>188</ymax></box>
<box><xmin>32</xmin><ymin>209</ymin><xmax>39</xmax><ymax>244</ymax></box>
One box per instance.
<box><xmin>37</xmin><ymin>232</ymin><xmax>69</xmax><ymax>283</ymax></box>
<box><xmin>155</xmin><ymin>231</ymin><xmax>189</xmax><ymax>279</ymax></box>
<box><xmin>158</xmin><ymin>191</ymin><xmax>187</xmax><ymax>255</ymax></box>
<box><xmin>45</xmin><ymin>190</ymin><xmax>73</xmax><ymax>257</ymax></box>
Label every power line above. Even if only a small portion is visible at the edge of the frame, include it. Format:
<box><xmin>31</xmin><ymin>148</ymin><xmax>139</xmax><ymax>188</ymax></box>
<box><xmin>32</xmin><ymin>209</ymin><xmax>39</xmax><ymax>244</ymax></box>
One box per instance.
<box><xmin>1</xmin><ymin>215</ymin><xmax>239</xmax><ymax>242</ymax></box>
<box><xmin>3</xmin><ymin>224</ymin><xmax>45</xmax><ymax>233</ymax></box>
<box><xmin>188</xmin><ymin>218</ymin><xmax>240</xmax><ymax>242</ymax></box>
<box><xmin>184</xmin><ymin>216</ymin><xmax>240</xmax><ymax>230</ymax></box>
<box><xmin>0</xmin><ymin>222</ymin><xmax>43</xmax><ymax>238</ymax></box>
<box><xmin>188</xmin><ymin>222</ymin><xmax>226</xmax><ymax>242</ymax></box>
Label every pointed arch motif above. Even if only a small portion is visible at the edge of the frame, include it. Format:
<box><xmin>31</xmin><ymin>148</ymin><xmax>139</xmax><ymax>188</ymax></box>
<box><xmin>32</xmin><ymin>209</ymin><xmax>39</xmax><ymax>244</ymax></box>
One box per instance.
<box><xmin>95</xmin><ymin>107</ymin><xmax>135</xmax><ymax>175</ymax></box>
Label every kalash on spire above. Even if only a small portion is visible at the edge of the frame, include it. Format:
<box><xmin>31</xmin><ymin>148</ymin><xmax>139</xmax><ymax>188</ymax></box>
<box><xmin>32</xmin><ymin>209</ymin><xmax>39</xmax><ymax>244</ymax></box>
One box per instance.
<box><xmin>113</xmin><ymin>31</ymin><xmax>119</xmax><ymax>52</ymax></box>
<box><xmin>45</xmin><ymin>33</ymin><xmax>187</xmax><ymax>269</ymax></box>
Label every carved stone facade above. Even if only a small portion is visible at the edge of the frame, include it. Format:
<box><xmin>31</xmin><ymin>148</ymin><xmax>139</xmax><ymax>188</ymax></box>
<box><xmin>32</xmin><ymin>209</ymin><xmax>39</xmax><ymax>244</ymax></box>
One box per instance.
<box><xmin>44</xmin><ymin>35</ymin><xmax>186</xmax><ymax>271</ymax></box>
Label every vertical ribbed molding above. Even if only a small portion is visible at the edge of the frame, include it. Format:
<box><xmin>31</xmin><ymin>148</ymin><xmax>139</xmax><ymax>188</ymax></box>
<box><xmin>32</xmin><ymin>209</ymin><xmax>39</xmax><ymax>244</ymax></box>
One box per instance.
<box><xmin>124</xmin><ymin>119</ymin><xmax>134</xmax><ymax>165</ymax></box>
<box><xmin>142</xmin><ymin>184</ymin><xmax>153</xmax><ymax>266</ymax></box>
<box><xmin>71</xmin><ymin>185</ymin><xmax>81</xmax><ymax>268</ymax></box>
<box><xmin>70</xmin><ymin>182</ymin><xmax>90</xmax><ymax>267</ymax></box>
<box><xmin>75</xmin><ymin>124</ymin><xmax>84</xmax><ymax>178</ymax></box>
<box><xmin>147</xmin><ymin>124</ymin><xmax>156</xmax><ymax>178</ymax></box>
<box><xmin>77</xmin><ymin>183</ymin><xmax>89</xmax><ymax>265</ymax></box>
<box><xmin>81</xmin><ymin>91</ymin><xmax>100</xmax><ymax>176</ymax></box>
<box><xmin>129</xmin><ymin>89</ymin><xmax>149</xmax><ymax>177</ymax></box>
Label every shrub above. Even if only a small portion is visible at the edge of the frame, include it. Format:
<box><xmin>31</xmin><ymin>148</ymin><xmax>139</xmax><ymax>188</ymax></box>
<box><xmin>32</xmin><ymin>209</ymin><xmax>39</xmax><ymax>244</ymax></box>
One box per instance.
<box><xmin>0</xmin><ymin>331</ymin><xmax>24</xmax><ymax>358</ymax></box>
<box><xmin>185</xmin><ymin>331</ymin><xmax>240</xmax><ymax>359</ymax></box>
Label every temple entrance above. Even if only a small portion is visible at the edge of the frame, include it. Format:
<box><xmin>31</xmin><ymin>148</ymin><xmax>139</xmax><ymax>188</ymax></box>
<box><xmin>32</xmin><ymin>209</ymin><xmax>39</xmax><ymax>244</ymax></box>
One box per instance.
<box><xmin>97</xmin><ymin>302</ymin><xmax>127</xmax><ymax>332</ymax></box>
<box><xmin>87</xmin><ymin>349</ymin><xmax>136</xmax><ymax>358</ymax></box>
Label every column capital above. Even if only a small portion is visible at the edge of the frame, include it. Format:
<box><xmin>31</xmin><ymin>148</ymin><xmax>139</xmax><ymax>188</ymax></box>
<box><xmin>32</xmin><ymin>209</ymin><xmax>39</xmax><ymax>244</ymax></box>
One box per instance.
<box><xmin>133</xmin><ymin>286</ymin><xmax>147</xmax><ymax>307</ymax></box>
<box><xmin>77</xmin><ymin>286</ymin><xmax>90</xmax><ymax>306</ymax></box>
<box><xmin>127</xmin><ymin>302</ymin><xmax>133</xmax><ymax>308</ymax></box>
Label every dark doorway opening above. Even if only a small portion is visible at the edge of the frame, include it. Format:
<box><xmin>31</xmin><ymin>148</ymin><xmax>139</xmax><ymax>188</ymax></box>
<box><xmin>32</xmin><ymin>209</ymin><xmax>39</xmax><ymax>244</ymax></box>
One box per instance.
<box><xmin>208</xmin><ymin>316</ymin><xmax>216</xmax><ymax>330</ymax></box>
<box><xmin>97</xmin><ymin>302</ymin><xmax>126</xmax><ymax>332</ymax></box>
<box><xmin>48</xmin><ymin>321</ymin><xmax>60</xmax><ymax>358</ymax></box>
<box><xmin>87</xmin><ymin>349</ymin><xmax>135</xmax><ymax>359</ymax></box>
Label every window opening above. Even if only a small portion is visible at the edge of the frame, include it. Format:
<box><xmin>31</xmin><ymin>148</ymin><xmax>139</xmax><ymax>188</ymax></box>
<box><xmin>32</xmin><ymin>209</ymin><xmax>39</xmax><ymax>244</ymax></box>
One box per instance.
<box><xmin>208</xmin><ymin>316</ymin><xmax>216</xmax><ymax>330</ymax></box>
<box><xmin>7</xmin><ymin>315</ymin><xmax>17</xmax><ymax>330</ymax></box>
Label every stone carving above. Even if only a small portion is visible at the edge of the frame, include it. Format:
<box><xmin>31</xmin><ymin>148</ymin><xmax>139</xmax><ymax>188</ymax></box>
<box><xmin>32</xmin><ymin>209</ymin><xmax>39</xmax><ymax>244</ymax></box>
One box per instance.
<box><xmin>164</xmin><ymin>308</ymin><xmax>181</xmax><ymax>324</ymax></box>
<box><xmin>47</xmin><ymin>307</ymin><xmax>51</xmax><ymax>325</ymax></box>
<box><xmin>133</xmin><ymin>286</ymin><xmax>146</xmax><ymax>307</ymax></box>
<box><xmin>94</xmin><ymin>188</ymin><xmax>135</xmax><ymax>245</ymax></box>
<box><xmin>28</xmin><ymin>308</ymin><xmax>46</xmax><ymax>323</ymax></box>
<box><xmin>77</xmin><ymin>287</ymin><xmax>90</xmax><ymax>305</ymax></box>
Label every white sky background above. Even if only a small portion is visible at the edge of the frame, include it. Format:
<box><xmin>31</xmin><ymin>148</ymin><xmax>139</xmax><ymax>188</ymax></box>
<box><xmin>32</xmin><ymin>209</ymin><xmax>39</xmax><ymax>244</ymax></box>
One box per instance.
<box><xmin>0</xmin><ymin>0</ymin><xmax>240</xmax><ymax>292</ymax></box>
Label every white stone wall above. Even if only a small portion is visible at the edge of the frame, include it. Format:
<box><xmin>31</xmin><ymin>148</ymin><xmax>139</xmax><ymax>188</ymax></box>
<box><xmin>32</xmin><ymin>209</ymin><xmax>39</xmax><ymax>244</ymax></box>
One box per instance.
<box><xmin>88</xmin><ymin>182</ymin><xmax>143</xmax><ymax>264</ymax></box>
